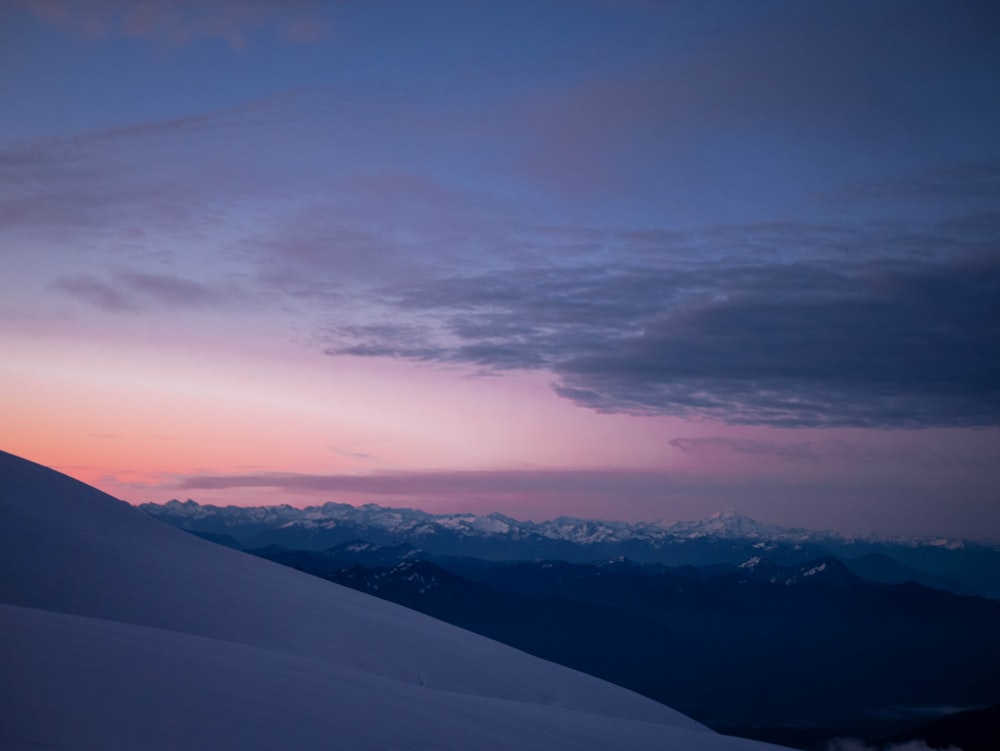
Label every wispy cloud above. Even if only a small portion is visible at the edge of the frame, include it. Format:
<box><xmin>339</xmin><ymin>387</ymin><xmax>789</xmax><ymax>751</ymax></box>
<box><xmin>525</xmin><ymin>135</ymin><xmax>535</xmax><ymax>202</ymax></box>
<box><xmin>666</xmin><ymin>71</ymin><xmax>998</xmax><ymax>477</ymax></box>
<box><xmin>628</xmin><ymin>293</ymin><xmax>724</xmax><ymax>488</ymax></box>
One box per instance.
<box><xmin>669</xmin><ymin>437</ymin><xmax>940</xmax><ymax>466</ymax></box>
<box><xmin>54</xmin><ymin>271</ymin><xmax>226</xmax><ymax>311</ymax></box>
<box><xmin>12</xmin><ymin>0</ymin><xmax>331</xmax><ymax>48</ymax></box>
<box><xmin>119</xmin><ymin>271</ymin><xmax>219</xmax><ymax>307</ymax></box>
<box><xmin>165</xmin><ymin>464</ymin><xmax>1000</xmax><ymax>537</ymax></box>
<box><xmin>814</xmin><ymin>162</ymin><xmax>1000</xmax><ymax>215</ymax></box>
<box><xmin>177</xmin><ymin>467</ymin><xmax>690</xmax><ymax>496</ymax></box>
<box><xmin>52</xmin><ymin>275</ymin><xmax>136</xmax><ymax>312</ymax></box>
<box><xmin>172</xmin><ymin>466</ymin><xmax>774</xmax><ymax>520</ymax></box>
<box><xmin>172</xmin><ymin>467</ymin><xmax>696</xmax><ymax>521</ymax></box>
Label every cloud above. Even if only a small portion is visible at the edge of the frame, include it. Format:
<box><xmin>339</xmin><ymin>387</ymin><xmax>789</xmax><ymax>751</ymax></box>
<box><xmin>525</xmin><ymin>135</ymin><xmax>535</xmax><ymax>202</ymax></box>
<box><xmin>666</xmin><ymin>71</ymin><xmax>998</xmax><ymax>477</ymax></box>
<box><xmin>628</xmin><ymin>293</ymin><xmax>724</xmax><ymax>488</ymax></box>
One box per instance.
<box><xmin>12</xmin><ymin>0</ymin><xmax>331</xmax><ymax>48</ymax></box>
<box><xmin>816</xmin><ymin>162</ymin><xmax>1000</xmax><ymax>213</ymax></box>
<box><xmin>670</xmin><ymin>437</ymin><xmax>835</xmax><ymax>464</ymax></box>
<box><xmin>161</xmin><ymin>462</ymin><xmax>1000</xmax><ymax>538</ymax></box>
<box><xmin>329</xmin><ymin>218</ymin><xmax>1000</xmax><ymax>427</ymax></box>
<box><xmin>118</xmin><ymin>271</ymin><xmax>219</xmax><ymax>307</ymax></box>
<box><xmin>328</xmin><ymin>445</ymin><xmax>378</xmax><ymax>463</ymax></box>
<box><xmin>172</xmin><ymin>467</ymin><xmax>775</xmax><ymax>520</ymax></box>
<box><xmin>175</xmin><ymin>467</ymin><xmax>735</xmax><ymax>522</ymax></box>
<box><xmin>550</xmin><ymin>252</ymin><xmax>1000</xmax><ymax>426</ymax></box>
<box><xmin>52</xmin><ymin>276</ymin><xmax>136</xmax><ymax>312</ymax></box>
<box><xmin>54</xmin><ymin>271</ymin><xmax>224</xmax><ymax>311</ymax></box>
<box><xmin>668</xmin><ymin>437</ymin><xmax>946</xmax><ymax>466</ymax></box>
<box><xmin>177</xmin><ymin>468</ymin><xmax>688</xmax><ymax>497</ymax></box>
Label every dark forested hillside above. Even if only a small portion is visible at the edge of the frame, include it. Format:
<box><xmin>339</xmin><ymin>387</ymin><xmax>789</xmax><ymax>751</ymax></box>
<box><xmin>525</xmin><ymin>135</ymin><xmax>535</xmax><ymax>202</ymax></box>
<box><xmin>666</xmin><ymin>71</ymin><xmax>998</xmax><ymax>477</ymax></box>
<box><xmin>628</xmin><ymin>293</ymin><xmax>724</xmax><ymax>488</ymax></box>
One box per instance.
<box><xmin>246</xmin><ymin>543</ymin><xmax>1000</xmax><ymax>749</ymax></box>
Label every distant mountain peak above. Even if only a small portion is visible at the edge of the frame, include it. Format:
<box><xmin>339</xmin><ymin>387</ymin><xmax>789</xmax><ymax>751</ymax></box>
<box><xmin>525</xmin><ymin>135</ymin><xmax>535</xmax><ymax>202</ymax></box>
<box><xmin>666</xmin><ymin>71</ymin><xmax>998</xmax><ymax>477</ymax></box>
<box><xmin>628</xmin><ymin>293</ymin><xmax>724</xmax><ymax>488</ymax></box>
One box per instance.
<box><xmin>664</xmin><ymin>510</ymin><xmax>808</xmax><ymax>542</ymax></box>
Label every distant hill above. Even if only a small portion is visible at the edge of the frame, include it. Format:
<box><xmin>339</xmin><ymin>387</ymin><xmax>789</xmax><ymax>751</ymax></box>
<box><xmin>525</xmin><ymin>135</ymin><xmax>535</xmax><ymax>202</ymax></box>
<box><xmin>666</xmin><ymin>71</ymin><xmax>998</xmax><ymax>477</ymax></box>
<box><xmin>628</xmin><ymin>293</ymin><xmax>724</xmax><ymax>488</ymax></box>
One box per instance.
<box><xmin>245</xmin><ymin>540</ymin><xmax>1000</xmax><ymax>748</ymax></box>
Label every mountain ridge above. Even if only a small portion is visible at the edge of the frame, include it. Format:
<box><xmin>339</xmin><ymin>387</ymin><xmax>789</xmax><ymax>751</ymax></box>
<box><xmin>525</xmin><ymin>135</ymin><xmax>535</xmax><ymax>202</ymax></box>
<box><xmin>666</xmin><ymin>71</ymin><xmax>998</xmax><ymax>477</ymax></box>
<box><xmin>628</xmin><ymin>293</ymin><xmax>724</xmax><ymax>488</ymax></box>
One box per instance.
<box><xmin>142</xmin><ymin>498</ymin><xmax>1000</xmax><ymax>599</ymax></box>
<box><xmin>146</xmin><ymin>498</ymin><xmax>993</xmax><ymax>548</ymax></box>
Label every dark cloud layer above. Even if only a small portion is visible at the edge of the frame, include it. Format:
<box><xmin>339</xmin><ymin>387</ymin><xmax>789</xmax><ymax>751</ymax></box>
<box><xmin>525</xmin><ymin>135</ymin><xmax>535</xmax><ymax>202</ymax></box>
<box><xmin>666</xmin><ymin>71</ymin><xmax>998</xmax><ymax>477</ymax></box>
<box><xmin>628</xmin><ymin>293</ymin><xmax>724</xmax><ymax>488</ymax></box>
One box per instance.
<box><xmin>328</xmin><ymin>215</ymin><xmax>1000</xmax><ymax>428</ymax></box>
<box><xmin>668</xmin><ymin>437</ymin><xmax>942</xmax><ymax>466</ymax></box>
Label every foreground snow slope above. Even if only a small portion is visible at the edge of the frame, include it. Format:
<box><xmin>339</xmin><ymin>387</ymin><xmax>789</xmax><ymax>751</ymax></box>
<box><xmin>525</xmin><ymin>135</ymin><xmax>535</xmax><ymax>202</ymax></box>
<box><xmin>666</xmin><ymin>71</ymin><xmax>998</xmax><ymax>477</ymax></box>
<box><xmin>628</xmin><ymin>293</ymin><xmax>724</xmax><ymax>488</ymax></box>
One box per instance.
<box><xmin>0</xmin><ymin>450</ymin><xmax>786</xmax><ymax>750</ymax></box>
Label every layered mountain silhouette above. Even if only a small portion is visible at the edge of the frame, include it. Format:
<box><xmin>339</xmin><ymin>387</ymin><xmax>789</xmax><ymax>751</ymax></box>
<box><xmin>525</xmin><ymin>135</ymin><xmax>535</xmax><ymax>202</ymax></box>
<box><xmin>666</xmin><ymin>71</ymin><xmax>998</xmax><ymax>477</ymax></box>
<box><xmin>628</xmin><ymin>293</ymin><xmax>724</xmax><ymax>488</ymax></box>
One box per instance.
<box><xmin>241</xmin><ymin>539</ymin><xmax>1000</xmax><ymax>749</ymax></box>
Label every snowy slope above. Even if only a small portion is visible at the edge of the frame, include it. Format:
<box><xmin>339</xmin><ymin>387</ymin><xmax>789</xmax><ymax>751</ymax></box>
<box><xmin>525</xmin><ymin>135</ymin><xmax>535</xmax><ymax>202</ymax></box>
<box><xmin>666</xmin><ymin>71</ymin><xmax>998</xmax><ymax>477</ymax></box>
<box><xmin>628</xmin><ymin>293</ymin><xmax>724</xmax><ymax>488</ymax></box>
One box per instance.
<box><xmin>0</xmin><ymin>450</ymin><xmax>787</xmax><ymax>750</ymax></box>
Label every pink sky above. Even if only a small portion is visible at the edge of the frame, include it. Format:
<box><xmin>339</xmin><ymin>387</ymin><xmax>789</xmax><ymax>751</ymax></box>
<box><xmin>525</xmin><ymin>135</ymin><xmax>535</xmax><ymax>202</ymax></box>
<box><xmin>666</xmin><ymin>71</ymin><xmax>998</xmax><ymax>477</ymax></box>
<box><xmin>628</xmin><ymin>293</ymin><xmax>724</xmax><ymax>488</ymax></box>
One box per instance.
<box><xmin>5</xmin><ymin>326</ymin><xmax>996</xmax><ymax>537</ymax></box>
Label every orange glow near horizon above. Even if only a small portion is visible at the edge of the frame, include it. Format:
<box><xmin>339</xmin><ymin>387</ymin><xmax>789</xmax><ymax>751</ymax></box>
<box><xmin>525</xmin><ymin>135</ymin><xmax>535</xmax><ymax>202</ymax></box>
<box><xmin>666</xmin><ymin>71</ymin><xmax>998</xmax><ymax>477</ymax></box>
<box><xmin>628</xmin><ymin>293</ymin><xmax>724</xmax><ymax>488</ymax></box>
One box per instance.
<box><xmin>1</xmin><ymin>330</ymin><xmax>696</xmax><ymax>505</ymax></box>
<box><xmin>6</xmin><ymin>323</ymin><xmax>998</xmax><ymax>536</ymax></box>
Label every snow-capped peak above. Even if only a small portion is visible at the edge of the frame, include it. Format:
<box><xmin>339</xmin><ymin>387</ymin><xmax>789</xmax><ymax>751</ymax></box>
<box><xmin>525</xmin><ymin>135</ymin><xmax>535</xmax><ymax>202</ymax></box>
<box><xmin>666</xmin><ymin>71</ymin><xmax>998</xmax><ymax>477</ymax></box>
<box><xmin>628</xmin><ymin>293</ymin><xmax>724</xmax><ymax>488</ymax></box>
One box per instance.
<box><xmin>664</xmin><ymin>510</ymin><xmax>804</xmax><ymax>541</ymax></box>
<box><xmin>140</xmin><ymin>499</ymin><xmax>992</xmax><ymax>553</ymax></box>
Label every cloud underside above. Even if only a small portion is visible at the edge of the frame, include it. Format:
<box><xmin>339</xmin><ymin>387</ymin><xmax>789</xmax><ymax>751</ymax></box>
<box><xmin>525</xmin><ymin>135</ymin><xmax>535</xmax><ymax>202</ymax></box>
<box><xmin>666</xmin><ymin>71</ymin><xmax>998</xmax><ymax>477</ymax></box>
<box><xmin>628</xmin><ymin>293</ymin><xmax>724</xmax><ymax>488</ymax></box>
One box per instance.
<box><xmin>175</xmin><ymin>467</ymin><xmax>878</xmax><ymax>502</ymax></box>
<box><xmin>327</xmin><ymin>239</ymin><xmax>1000</xmax><ymax>428</ymax></box>
<box><xmin>178</xmin><ymin>468</ymin><xmax>679</xmax><ymax>495</ymax></box>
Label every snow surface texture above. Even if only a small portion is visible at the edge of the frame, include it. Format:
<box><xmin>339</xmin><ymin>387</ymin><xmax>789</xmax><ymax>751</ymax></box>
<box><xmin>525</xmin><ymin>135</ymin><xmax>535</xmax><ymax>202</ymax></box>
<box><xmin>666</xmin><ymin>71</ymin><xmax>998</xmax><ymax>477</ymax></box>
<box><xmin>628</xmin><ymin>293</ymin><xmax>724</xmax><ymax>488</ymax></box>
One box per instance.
<box><xmin>0</xmin><ymin>450</ymin><xmax>788</xmax><ymax>750</ymax></box>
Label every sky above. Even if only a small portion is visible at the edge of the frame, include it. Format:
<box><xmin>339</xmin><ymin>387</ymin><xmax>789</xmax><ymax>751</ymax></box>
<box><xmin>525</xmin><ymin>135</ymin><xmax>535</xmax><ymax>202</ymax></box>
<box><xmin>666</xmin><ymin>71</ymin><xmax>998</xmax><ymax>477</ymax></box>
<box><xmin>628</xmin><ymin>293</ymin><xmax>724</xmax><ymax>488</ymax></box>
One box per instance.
<box><xmin>2</xmin><ymin>0</ymin><xmax>999</xmax><ymax>538</ymax></box>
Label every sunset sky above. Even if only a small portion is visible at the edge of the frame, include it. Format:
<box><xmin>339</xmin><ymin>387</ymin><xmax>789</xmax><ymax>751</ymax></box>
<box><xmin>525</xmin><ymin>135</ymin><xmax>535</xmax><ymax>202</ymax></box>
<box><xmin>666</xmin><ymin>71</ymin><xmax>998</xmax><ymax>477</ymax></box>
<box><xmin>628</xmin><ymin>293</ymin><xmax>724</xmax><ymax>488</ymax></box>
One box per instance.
<box><xmin>3</xmin><ymin>0</ymin><xmax>999</xmax><ymax>538</ymax></box>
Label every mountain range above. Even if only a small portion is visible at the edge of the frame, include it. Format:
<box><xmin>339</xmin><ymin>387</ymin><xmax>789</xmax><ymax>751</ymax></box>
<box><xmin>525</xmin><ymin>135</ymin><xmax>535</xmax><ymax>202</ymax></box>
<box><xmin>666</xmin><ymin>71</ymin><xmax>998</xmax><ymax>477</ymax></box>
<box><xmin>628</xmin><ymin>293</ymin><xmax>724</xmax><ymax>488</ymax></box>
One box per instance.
<box><xmin>143</xmin><ymin>499</ymin><xmax>1000</xmax><ymax>599</ymax></box>
<box><xmin>139</xmin><ymin>499</ymin><xmax>1000</xmax><ymax>748</ymax></box>
<box><xmin>0</xmin><ymin>450</ymin><xmax>787</xmax><ymax>751</ymax></box>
